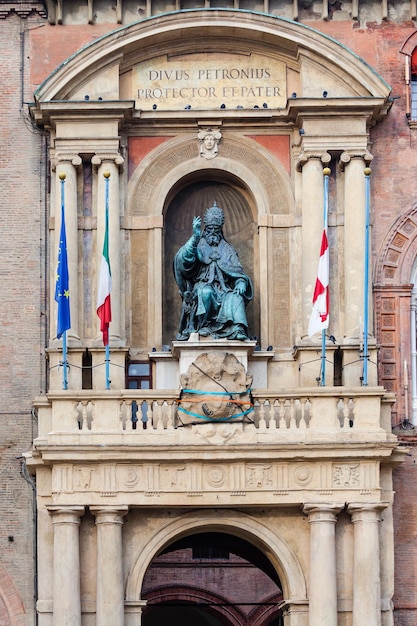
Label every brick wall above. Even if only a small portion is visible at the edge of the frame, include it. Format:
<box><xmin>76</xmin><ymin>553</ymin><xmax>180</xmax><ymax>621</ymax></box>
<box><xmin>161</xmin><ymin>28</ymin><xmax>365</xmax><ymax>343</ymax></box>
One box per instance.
<box><xmin>393</xmin><ymin>441</ymin><xmax>417</xmax><ymax>625</ymax></box>
<box><xmin>0</xmin><ymin>12</ymin><xmax>47</xmax><ymax>626</ymax></box>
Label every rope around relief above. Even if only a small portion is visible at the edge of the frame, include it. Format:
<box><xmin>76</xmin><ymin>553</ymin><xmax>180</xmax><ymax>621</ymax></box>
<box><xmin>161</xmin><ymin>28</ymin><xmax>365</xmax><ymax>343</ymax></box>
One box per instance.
<box><xmin>177</xmin><ymin>387</ymin><xmax>254</xmax><ymax>421</ymax></box>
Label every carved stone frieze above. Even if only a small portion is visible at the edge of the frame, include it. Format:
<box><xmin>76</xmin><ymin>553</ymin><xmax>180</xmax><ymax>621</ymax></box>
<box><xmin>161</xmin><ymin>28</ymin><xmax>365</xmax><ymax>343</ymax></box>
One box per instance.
<box><xmin>50</xmin><ymin>459</ymin><xmax>381</xmax><ymax>503</ymax></box>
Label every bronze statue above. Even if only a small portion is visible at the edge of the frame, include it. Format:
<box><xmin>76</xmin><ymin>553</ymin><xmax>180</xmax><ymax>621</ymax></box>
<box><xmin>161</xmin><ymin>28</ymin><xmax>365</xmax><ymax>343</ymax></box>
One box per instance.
<box><xmin>174</xmin><ymin>203</ymin><xmax>253</xmax><ymax>340</ymax></box>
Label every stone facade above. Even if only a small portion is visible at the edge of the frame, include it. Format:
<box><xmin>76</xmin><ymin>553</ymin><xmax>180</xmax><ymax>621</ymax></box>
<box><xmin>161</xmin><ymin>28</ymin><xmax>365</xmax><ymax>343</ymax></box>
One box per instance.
<box><xmin>1</xmin><ymin>1</ymin><xmax>417</xmax><ymax>625</ymax></box>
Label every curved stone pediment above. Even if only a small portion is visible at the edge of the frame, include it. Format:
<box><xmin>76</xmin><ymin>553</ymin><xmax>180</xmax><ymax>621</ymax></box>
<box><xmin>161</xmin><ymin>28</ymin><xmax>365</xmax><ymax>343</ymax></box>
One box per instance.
<box><xmin>32</xmin><ymin>10</ymin><xmax>391</xmax><ymax>110</ymax></box>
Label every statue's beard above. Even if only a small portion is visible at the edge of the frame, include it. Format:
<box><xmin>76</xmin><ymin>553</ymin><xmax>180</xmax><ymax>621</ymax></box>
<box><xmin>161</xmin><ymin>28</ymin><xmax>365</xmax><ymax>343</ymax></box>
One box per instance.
<box><xmin>205</xmin><ymin>233</ymin><xmax>221</xmax><ymax>246</ymax></box>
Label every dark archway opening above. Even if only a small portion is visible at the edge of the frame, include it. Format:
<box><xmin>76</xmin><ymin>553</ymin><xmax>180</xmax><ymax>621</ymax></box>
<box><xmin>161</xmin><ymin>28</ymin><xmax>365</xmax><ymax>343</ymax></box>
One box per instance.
<box><xmin>142</xmin><ymin>532</ymin><xmax>284</xmax><ymax>626</ymax></box>
<box><xmin>163</xmin><ymin>177</ymin><xmax>258</xmax><ymax>345</ymax></box>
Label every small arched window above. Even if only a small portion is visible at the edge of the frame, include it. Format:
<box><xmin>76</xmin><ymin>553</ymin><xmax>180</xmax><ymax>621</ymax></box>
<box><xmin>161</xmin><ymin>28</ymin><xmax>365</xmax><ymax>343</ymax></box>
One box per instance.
<box><xmin>400</xmin><ymin>32</ymin><xmax>417</xmax><ymax>123</ymax></box>
<box><xmin>410</xmin><ymin>48</ymin><xmax>417</xmax><ymax>120</ymax></box>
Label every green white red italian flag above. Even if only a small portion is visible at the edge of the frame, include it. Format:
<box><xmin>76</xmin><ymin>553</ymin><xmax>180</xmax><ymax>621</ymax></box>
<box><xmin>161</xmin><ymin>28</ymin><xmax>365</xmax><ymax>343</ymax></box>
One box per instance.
<box><xmin>97</xmin><ymin>217</ymin><xmax>112</xmax><ymax>346</ymax></box>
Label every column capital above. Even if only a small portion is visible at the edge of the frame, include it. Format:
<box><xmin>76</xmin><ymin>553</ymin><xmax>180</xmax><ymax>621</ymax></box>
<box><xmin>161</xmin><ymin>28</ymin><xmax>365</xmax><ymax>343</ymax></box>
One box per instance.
<box><xmin>91</xmin><ymin>153</ymin><xmax>124</xmax><ymax>170</ymax></box>
<box><xmin>303</xmin><ymin>503</ymin><xmax>344</xmax><ymax>522</ymax></box>
<box><xmin>347</xmin><ymin>501</ymin><xmax>389</xmax><ymax>522</ymax></box>
<box><xmin>296</xmin><ymin>151</ymin><xmax>331</xmax><ymax>172</ymax></box>
<box><xmin>51</xmin><ymin>154</ymin><xmax>83</xmax><ymax>171</ymax></box>
<box><xmin>338</xmin><ymin>150</ymin><xmax>373</xmax><ymax>171</ymax></box>
<box><xmin>90</xmin><ymin>505</ymin><xmax>129</xmax><ymax>525</ymax></box>
<box><xmin>46</xmin><ymin>505</ymin><xmax>85</xmax><ymax>524</ymax></box>
<box><xmin>125</xmin><ymin>600</ymin><xmax>148</xmax><ymax>616</ymax></box>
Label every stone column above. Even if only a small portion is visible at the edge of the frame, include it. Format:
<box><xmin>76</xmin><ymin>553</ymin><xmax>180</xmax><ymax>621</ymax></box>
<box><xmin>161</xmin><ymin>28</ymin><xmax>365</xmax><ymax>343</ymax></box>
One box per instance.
<box><xmin>298</xmin><ymin>152</ymin><xmax>331</xmax><ymax>337</ymax></box>
<box><xmin>92</xmin><ymin>154</ymin><xmax>124</xmax><ymax>344</ymax></box>
<box><xmin>348</xmin><ymin>503</ymin><xmax>387</xmax><ymax>626</ymax></box>
<box><xmin>91</xmin><ymin>506</ymin><xmax>129</xmax><ymax>626</ymax></box>
<box><xmin>303</xmin><ymin>504</ymin><xmax>343</xmax><ymax>626</ymax></box>
<box><xmin>53</xmin><ymin>155</ymin><xmax>82</xmax><ymax>340</ymax></box>
<box><xmin>339</xmin><ymin>152</ymin><xmax>372</xmax><ymax>341</ymax></box>
<box><xmin>47</xmin><ymin>506</ymin><xmax>84</xmax><ymax>626</ymax></box>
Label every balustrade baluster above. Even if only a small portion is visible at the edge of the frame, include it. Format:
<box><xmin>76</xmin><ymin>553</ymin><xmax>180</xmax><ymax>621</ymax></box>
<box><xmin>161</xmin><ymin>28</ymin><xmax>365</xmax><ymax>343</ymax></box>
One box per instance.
<box><xmin>73</xmin><ymin>402</ymin><xmax>82</xmax><ymax>430</ymax></box>
<box><xmin>299</xmin><ymin>399</ymin><xmax>306</xmax><ymax>430</ymax></box>
<box><xmin>120</xmin><ymin>400</ymin><xmax>128</xmax><ymax>430</ymax></box>
<box><xmin>278</xmin><ymin>399</ymin><xmax>287</xmax><ymax>428</ymax></box>
<box><xmin>289</xmin><ymin>399</ymin><xmax>297</xmax><ymax>429</ymax></box>
<box><xmin>146</xmin><ymin>400</ymin><xmax>154</xmax><ymax>430</ymax></box>
<box><xmin>155</xmin><ymin>401</ymin><xmax>164</xmax><ymax>430</ymax></box>
<box><xmin>81</xmin><ymin>401</ymin><xmax>89</xmax><ymax>430</ymax></box>
<box><xmin>348</xmin><ymin>398</ymin><xmax>355</xmax><ymax>427</ymax></box>
<box><xmin>271</xmin><ymin>399</ymin><xmax>279</xmax><ymax>429</ymax></box>
<box><xmin>342</xmin><ymin>399</ymin><xmax>349</xmax><ymax>428</ymax></box>
<box><xmin>305</xmin><ymin>398</ymin><xmax>312</xmax><ymax>426</ymax></box>
<box><xmin>259</xmin><ymin>400</ymin><xmax>267</xmax><ymax>431</ymax></box>
<box><xmin>268</xmin><ymin>399</ymin><xmax>276</xmax><ymax>430</ymax></box>
<box><xmin>336</xmin><ymin>398</ymin><xmax>344</xmax><ymax>427</ymax></box>
<box><xmin>166</xmin><ymin>400</ymin><xmax>175</xmax><ymax>430</ymax></box>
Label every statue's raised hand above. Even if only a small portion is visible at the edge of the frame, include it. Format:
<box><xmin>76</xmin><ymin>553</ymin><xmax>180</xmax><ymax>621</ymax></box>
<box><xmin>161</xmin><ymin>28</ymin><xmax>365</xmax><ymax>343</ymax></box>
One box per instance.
<box><xmin>192</xmin><ymin>216</ymin><xmax>202</xmax><ymax>238</ymax></box>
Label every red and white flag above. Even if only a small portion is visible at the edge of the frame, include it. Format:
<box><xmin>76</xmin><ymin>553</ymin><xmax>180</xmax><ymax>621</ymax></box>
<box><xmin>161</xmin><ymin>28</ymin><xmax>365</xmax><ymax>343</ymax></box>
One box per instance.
<box><xmin>97</xmin><ymin>212</ymin><xmax>112</xmax><ymax>346</ymax></box>
<box><xmin>308</xmin><ymin>229</ymin><xmax>329</xmax><ymax>337</ymax></box>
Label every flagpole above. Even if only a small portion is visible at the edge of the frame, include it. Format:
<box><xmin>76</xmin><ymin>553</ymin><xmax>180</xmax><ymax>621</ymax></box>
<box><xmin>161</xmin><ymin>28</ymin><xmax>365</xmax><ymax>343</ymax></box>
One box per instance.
<box><xmin>62</xmin><ymin>328</ymin><xmax>68</xmax><ymax>390</ymax></box>
<box><xmin>104</xmin><ymin>172</ymin><xmax>111</xmax><ymax>390</ymax></box>
<box><xmin>362</xmin><ymin>167</ymin><xmax>371</xmax><ymax>386</ymax></box>
<box><xmin>55</xmin><ymin>172</ymin><xmax>70</xmax><ymax>389</ymax></box>
<box><xmin>59</xmin><ymin>172</ymin><xmax>68</xmax><ymax>389</ymax></box>
<box><xmin>320</xmin><ymin>167</ymin><xmax>331</xmax><ymax>386</ymax></box>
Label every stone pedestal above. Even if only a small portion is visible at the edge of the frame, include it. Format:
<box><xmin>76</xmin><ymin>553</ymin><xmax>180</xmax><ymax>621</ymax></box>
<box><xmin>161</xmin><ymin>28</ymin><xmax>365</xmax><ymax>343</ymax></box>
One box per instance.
<box><xmin>151</xmin><ymin>338</ymin><xmax>257</xmax><ymax>389</ymax></box>
<box><xmin>172</xmin><ymin>337</ymin><xmax>257</xmax><ymax>374</ymax></box>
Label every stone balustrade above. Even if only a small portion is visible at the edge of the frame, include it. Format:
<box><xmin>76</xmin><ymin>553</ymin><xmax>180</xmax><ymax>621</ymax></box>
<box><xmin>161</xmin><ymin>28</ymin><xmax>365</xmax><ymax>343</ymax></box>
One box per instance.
<box><xmin>35</xmin><ymin>387</ymin><xmax>394</xmax><ymax>443</ymax></box>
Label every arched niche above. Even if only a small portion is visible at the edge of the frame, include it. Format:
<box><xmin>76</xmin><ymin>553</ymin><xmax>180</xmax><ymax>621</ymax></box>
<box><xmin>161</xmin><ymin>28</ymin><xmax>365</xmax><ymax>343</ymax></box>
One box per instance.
<box><xmin>125</xmin><ymin>509</ymin><xmax>307</xmax><ymax>609</ymax></box>
<box><xmin>127</xmin><ymin>134</ymin><xmax>294</xmax><ymax>348</ymax></box>
<box><xmin>163</xmin><ymin>176</ymin><xmax>258</xmax><ymax>344</ymax></box>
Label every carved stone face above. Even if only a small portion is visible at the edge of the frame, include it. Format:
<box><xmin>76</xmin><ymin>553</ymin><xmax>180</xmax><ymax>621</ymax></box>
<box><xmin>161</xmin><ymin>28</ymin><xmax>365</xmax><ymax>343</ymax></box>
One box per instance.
<box><xmin>203</xmin><ymin>133</ymin><xmax>215</xmax><ymax>149</ymax></box>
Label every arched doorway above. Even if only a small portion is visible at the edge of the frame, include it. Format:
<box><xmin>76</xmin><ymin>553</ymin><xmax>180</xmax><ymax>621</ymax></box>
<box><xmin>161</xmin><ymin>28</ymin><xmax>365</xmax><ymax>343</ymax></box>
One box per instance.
<box><xmin>141</xmin><ymin>532</ymin><xmax>284</xmax><ymax>626</ymax></box>
<box><xmin>163</xmin><ymin>176</ymin><xmax>258</xmax><ymax>345</ymax></box>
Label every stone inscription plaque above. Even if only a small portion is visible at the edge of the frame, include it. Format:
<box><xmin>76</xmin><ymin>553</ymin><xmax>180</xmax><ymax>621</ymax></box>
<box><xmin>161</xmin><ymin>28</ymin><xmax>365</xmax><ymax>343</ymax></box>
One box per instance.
<box><xmin>133</xmin><ymin>53</ymin><xmax>287</xmax><ymax>111</ymax></box>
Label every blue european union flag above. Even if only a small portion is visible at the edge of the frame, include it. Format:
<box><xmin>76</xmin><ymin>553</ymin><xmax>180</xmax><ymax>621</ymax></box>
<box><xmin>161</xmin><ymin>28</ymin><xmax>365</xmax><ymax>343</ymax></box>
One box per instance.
<box><xmin>55</xmin><ymin>203</ymin><xmax>71</xmax><ymax>339</ymax></box>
